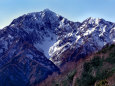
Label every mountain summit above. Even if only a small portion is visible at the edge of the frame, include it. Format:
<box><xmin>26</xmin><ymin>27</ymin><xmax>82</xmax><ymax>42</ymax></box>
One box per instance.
<box><xmin>8</xmin><ymin>9</ymin><xmax>78</xmax><ymax>58</ymax></box>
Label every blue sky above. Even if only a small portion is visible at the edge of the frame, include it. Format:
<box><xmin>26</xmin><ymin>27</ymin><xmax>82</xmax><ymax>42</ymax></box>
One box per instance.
<box><xmin>0</xmin><ymin>0</ymin><xmax>115</xmax><ymax>29</ymax></box>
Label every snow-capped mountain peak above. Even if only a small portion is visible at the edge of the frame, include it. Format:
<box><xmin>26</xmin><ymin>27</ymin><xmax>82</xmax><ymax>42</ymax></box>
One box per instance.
<box><xmin>2</xmin><ymin>9</ymin><xmax>79</xmax><ymax>58</ymax></box>
<box><xmin>86</xmin><ymin>17</ymin><xmax>100</xmax><ymax>25</ymax></box>
<box><xmin>49</xmin><ymin>16</ymin><xmax>115</xmax><ymax>66</ymax></box>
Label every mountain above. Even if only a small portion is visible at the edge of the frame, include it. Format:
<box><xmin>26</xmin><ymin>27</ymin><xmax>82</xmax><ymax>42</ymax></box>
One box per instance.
<box><xmin>0</xmin><ymin>9</ymin><xmax>80</xmax><ymax>86</ymax></box>
<box><xmin>1</xmin><ymin>9</ymin><xmax>81</xmax><ymax>65</ymax></box>
<box><xmin>0</xmin><ymin>9</ymin><xmax>63</xmax><ymax>86</ymax></box>
<box><xmin>6</xmin><ymin>9</ymin><xmax>79</xmax><ymax>58</ymax></box>
<box><xmin>0</xmin><ymin>9</ymin><xmax>115</xmax><ymax>86</ymax></box>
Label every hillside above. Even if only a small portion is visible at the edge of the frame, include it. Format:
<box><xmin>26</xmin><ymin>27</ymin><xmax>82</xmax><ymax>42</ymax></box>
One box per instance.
<box><xmin>39</xmin><ymin>43</ymin><xmax>115</xmax><ymax>86</ymax></box>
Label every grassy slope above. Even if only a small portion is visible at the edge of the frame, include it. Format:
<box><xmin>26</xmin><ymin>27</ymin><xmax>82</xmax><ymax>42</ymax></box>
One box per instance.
<box><xmin>39</xmin><ymin>44</ymin><xmax>115</xmax><ymax>86</ymax></box>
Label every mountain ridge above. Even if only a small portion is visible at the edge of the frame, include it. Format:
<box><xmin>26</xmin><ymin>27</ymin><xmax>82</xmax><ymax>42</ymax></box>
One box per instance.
<box><xmin>0</xmin><ymin>9</ymin><xmax>115</xmax><ymax>85</ymax></box>
<box><xmin>1</xmin><ymin>9</ymin><xmax>115</xmax><ymax>65</ymax></box>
